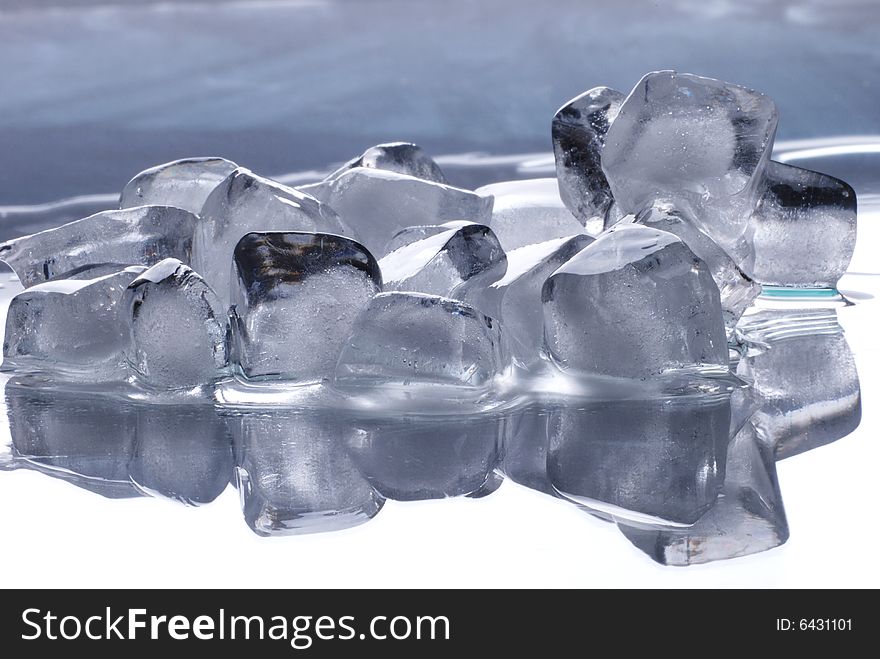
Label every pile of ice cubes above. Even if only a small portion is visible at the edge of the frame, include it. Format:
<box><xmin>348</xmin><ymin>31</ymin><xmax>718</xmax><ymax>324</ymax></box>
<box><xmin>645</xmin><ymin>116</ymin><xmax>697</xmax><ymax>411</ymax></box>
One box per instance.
<box><xmin>0</xmin><ymin>71</ymin><xmax>856</xmax><ymax>392</ymax></box>
<box><xmin>0</xmin><ymin>71</ymin><xmax>861</xmax><ymax>564</ymax></box>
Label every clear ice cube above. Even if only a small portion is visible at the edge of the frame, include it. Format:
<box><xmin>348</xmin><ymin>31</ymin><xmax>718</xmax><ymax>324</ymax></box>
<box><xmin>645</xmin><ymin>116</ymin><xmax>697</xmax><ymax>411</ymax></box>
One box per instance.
<box><xmin>231</xmin><ymin>232</ymin><xmax>382</xmax><ymax>382</ymax></box>
<box><xmin>0</xmin><ymin>206</ymin><xmax>198</xmax><ymax>287</ymax></box>
<box><xmin>326</xmin><ymin>142</ymin><xmax>448</xmax><ymax>184</ymax></box>
<box><xmin>603</xmin><ymin>71</ymin><xmax>778</xmax><ymax>253</ymax></box>
<box><xmin>3</xmin><ymin>266</ymin><xmax>146</xmax><ymax>380</ymax></box>
<box><xmin>542</xmin><ymin>224</ymin><xmax>728</xmax><ymax>378</ymax></box>
<box><xmin>459</xmin><ymin>234</ymin><xmax>593</xmax><ymax>369</ymax></box>
<box><xmin>619</xmin><ymin>421</ymin><xmax>788</xmax><ymax>565</ymax></box>
<box><xmin>737</xmin><ymin>309</ymin><xmax>861</xmax><ymax>459</ymax></box>
<box><xmin>474</xmin><ymin>178</ymin><xmax>594</xmax><ymax>250</ymax></box>
<box><xmin>750</xmin><ymin>162</ymin><xmax>857</xmax><ymax>288</ymax></box>
<box><xmin>552</xmin><ymin>87</ymin><xmax>624</xmax><ymax>226</ymax></box>
<box><xmin>124</xmin><ymin>258</ymin><xmax>230</xmax><ymax>389</ymax></box>
<box><xmin>345</xmin><ymin>415</ymin><xmax>503</xmax><ymax>500</ymax></box>
<box><xmin>386</xmin><ymin>220</ymin><xmax>476</xmax><ymax>254</ymax></box>
<box><xmin>630</xmin><ymin>202</ymin><xmax>761</xmax><ymax>332</ymax></box>
<box><xmin>378</xmin><ymin>223</ymin><xmax>505</xmax><ymax>297</ymax></box>
<box><xmin>548</xmin><ymin>396</ymin><xmax>729</xmax><ymax>525</ymax></box>
<box><xmin>334</xmin><ymin>292</ymin><xmax>506</xmax><ymax>388</ymax></box>
<box><xmin>230</xmin><ymin>410</ymin><xmax>385</xmax><ymax>536</ymax></box>
<box><xmin>195</xmin><ymin>167</ymin><xmax>352</xmax><ymax>301</ymax></box>
<box><xmin>304</xmin><ymin>167</ymin><xmax>493</xmax><ymax>257</ymax></box>
<box><xmin>119</xmin><ymin>157</ymin><xmax>238</xmax><ymax>214</ymax></box>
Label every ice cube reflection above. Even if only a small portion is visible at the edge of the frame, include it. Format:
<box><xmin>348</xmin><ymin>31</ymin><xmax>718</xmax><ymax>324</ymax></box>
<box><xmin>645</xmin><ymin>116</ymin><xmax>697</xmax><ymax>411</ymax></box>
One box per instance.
<box><xmin>0</xmin><ymin>300</ymin><xmax>861</xmax><ymax>565</ymax></box>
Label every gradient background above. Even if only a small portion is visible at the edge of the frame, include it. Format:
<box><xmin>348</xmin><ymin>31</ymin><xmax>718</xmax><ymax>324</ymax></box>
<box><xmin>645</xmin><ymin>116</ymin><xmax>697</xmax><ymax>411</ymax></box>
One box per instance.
<box><xmin>1</xmin><ymin>0</ymin><xmax>879</xmax><ymax>204</ymax></box>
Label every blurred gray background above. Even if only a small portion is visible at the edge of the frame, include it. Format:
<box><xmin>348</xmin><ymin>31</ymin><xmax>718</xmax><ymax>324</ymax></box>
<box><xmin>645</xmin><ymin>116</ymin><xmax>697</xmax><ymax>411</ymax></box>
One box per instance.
<box><xmin>1</xmin><ymin>0</ymin><xmax>878</xmax><ymax>204</ymax></box>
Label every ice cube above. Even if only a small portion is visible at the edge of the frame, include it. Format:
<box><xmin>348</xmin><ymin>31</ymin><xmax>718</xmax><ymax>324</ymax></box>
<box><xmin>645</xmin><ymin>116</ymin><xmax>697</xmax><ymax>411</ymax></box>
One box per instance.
<box><xmin>304</xmin><ymin>167</ymin><xmax>493</xmax><ymax>257</ymax></box>
<box><xmin>459</xmin><ymin>234</ymin><xmax>593</xmax><ymax>369</ymax></box>
<box><xmin>378</xmin><ymin>223</ymin><xmax>505</xmax><ymax>297</ymax></box>
<box><xmin>542</xmin><ymin>224</ymin><xmax>728</xmax><ymax>378</ymax></box>
<box><xmin>0</xmin><ymin>206</ymin><xmax>198</xmax><ymax>287</ymax></box>
<box><xmin>750</xmin><ymin>162</ymin><xmax>857</xmax><ymax>288</ymax></box>
<box><xmin>603</xmin><ymin>71</ymin><xmax>778</xmax><ymax>253</ymax></box>
<box><xmin>548</xmin><ymin>396</ymin><xmax>729</xmax><ymax>525</ymax></box>
<box><xmin>194</xmin><ymin>167</ymin><xmax>352</xmax><ymax>301</ymax></box>
<box><xmin>334</xmin><ymin>292</ymin><xmax>506</xmax><ymax>388</ymax></box>
<box><xmin>5</xmin><ymin>381</ymin><xmax>140</xmax><ymax>498</ymax></box>
<box><xmin>629</xmin><ymin>202</ymin><xmax>761</xmax><ymax>331</ymax></box>
<box><xmin>231</xmin><ymin>232</ymin><xmax>381</xmax><ymax>382</ymax></box>
<box><xmin>119</xmin><ymin>157</ymin><xmax>238</xmax><ymax>214</ymax></box>
<box><xmin>230</xmin><ymin>410</ymin><xmax>384</xmax><ymax>536</ymax></box>
<box><xmin>386</xmin><ymin>220</ymin><xmax>476</xmax><ymax>253</ymax></box>
<box><xmin>737</xmin><ymin>309</ymin><xmax>860</xmax><ymax>459</ymax></box>
<box><xmin>473</xmin><ymin>178</ymin><xmax>593</xmax><ymax>250</ymax></box>
<box><xmin>552</xmin><ymin>87</ymin><xmax>624</xmax><ymax>227</ymax></box>
<box><xmin>325</xmin><ymin>142</ymin><xmax>448</xmax><ymax>184</ymax></box>
<box><xmin>3</xmin><ymin>266</ymin><xmax>146</xmax><ymax>380</ymax></box>
<box><xmin>124</xmin><ymin>258</ymin><xmax>229</xmax><ymax>389</ymax></box>
<box><xmin>619</xmin><ymin>421</ymin><xmax>788</xmax><ymax>565</ymax></box>
<box><xmin>129</xmin><ymin>404</ymin><xmax>233</xmax><ymax>505</ymax></box>
<box><xmin>345</xmin><ymin>414</ymin><xmax>503</xmax><ymax>500</ymax></box>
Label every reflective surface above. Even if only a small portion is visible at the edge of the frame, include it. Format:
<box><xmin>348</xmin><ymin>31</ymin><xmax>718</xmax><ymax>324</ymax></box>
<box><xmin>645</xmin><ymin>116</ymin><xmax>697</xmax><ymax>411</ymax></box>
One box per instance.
<box><xmin>0</xmin><ymin>283</ymin><xmax>863</xmax><ymax>567</ymax></box>
<box><xmin>2</xmin><ymin>0</ymin><xmax>880</xmax><ymax>225</ymax></box>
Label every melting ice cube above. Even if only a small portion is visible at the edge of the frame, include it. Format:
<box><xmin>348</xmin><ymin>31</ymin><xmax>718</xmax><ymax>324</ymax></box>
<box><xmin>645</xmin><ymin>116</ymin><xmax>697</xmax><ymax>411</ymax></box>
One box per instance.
<box><xmin>750</xmin><ymin>162</ymin><xmax>857</xmax><ymax>288</ymax></box>
<box><xmin>124</xmin><ymin>258</ymin><xmax>229</xmax><ymax>389</ymax></box>
<box><xmin>230</xmin><ymin>231</ymin><xmax>381</xmax><ymax>382</ymax></box>
<box><xmin>385</xmin><ymin>220</ymin><xmax>477</xmax><ymax>254</ymax></box>
<box><xmin>304</xmin><ymin>167</ymin><xmax>493</xmax><ymax>257</ymax></box>
<box><xmin>334</xmin><ymin>292</ymin><xmax>506</xmax><ymax>388</ymax></box>
<box><xmin>3</xmin><ymin>266</ymin><xmax>146</xmax><ymax>380</ymax></box>
<box><xmin>629</xmin><ymin>202</ymin><xmax>761</xmax><ymax>332</ymax></box>
<box><xmin>459</xmin><ymin>234</ymin><xmax>593</xmax><ymax>369</ymax></box>
<box><xmin>603</xmin><ymin>71</ymin><xmax>778</xmax><ymax>255</ymax></box>
<box><xmin>0</xmin><ymin>206</ymin><xmax>197</xmax><ymax>287</ymax></box>
<box><xmin>195</xmin><ymin>167</ymin><xmax>353</xmax><ymax>301</ymax></box>
<box><xmin>120</xmin><ymin>157</ymin><xmax>238</xmax><ymax>214</ymax></box>
<box><xmin>552</xmin><ymin>87</ymin><xmax>624</xmax><ymax>227</ymax></box>
<box><xmin>324</xmin><ymin>142</ymin><xmax>448</xmax><ymax>184</ymax></box>
<box><xmin>542</xmin><ymin>224</ymin><xmax>728</xmax><ymax>378</ymax></box>
<box><xmin>474</xmin><ymin>178</ymin><xmax>593</xmax><ymax>250</ymax></box>
<box><xmin>379</xmin><ymin>223</ymin><xmax>505</xmax><ymax>297</ymax></box>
